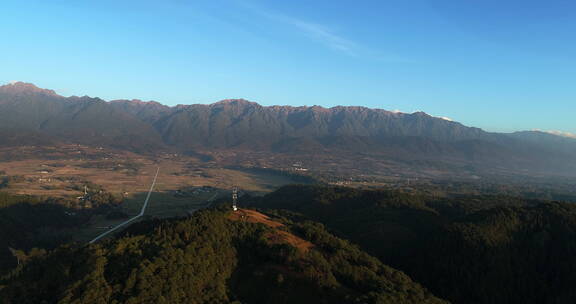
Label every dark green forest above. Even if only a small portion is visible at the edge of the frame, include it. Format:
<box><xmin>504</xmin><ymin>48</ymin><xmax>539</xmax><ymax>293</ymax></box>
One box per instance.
<box><xmin>251</xmin><ymin>185</ymin><xmax>576</xmax><ymax>304</ymax></box>
<box><xmin>0</xmin><ymin>207</ymin><xmax>445</xmax><ymax>304</ymax></box>
<box><xmin>3</xmin><ymin>184</ymin><xmax>576</xmax><ymax>303</ymax></box>
<box><xmin>0</xmin><ymin>190</ymin><xmax>121</xmax><ymax>276</ymax></box>
<box><xmin>0</xmin><ymin>192</ymin><xmax>81</xmax><ymax>276</ymax></box>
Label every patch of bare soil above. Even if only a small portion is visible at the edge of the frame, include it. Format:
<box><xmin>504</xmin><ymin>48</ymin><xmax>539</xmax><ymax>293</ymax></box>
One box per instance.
<box><xmin>229</xmin><ymin>209</ymin><xmax>313</xmax><ymax>252</ymax></box>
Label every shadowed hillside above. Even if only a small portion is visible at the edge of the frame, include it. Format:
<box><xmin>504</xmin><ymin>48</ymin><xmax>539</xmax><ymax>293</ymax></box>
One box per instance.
<box><xmin>251</xmin><ymin>185</ymin><xmax>576</xmax><ymax>304</ymax></box>
<box><xmin>0</xmin><ymin>207</ymin><xmax>447</xmax><ymax>304</ymax></box>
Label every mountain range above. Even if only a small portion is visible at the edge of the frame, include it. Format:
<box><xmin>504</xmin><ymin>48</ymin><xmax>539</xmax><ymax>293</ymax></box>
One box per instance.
<box><xmin>1</xmin><ymin>82</ymin><xmax>575</xmax><ymax>177</ymax></box>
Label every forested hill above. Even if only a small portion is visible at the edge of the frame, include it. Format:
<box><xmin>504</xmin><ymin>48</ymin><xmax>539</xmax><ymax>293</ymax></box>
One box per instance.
<box><xmin>0</xmin><ymin>190</ymin><xmax>123</xmax><ymax>277</ymax></box>
<box><xmin>3</xmin><ymin>186</ymin><xmax>576</xmax><ymax>304</ymax></box>
<box><xmin>250</xmin><ymin>185</ymin><xmax>576</xmax><ymax>304</ymax></box>
<box><xmin>0</xmin><ymin>207</ymin><xmax>447</xmax><ymax>304</ymax></box>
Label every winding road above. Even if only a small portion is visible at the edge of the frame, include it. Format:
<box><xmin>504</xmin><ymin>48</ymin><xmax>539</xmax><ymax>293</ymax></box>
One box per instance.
<box><xmin>88</xmin><ymin>167</ymin><xmax>160</xmax><ymax>244</ymax></box>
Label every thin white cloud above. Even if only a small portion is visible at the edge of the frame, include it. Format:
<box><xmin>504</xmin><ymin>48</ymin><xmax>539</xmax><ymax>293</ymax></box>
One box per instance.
<box><xmin>282</xmin><ymin>18</ymin><xmax>359</xmax><ymax>55</ymax></box>
<box><xmin>242</xmin><ymin>4</ymin><xmax>358</xmax><ymax>55</ymax></box>
<box><xmin>234</xmin><ymin>1</ymin><xmax>406</xmax><ymax>61</ymax></box>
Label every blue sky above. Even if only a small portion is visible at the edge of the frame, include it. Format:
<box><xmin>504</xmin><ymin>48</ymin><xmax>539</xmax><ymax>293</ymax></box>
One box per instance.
<box><xmin>1</xmin><ymin>0</ymin><xmax>575</xmax><ymax>134</ymax></box>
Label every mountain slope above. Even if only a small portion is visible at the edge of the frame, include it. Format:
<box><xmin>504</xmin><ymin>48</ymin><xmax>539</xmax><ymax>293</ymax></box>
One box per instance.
<box><xmin>121</xmin><ymin>99</ymin><xmax>576</xmax><ymax>176</ymax></box>
<box><xmin>0</xmin><ymin>83</ymin><xmax>164</xmax><ymax>152</ymax></box>
<box><xmin>508</xmin><ymin>131</ymin><xmax>576</xmax><ymax>157</ymax></box>
<box><xmin>130</xmin><ymin>99</ymin><xmax>492</xmax><ymax>149</ymax></box>
<box><xmin>0</xmin><ymin>208</ymin><xmax>447</xmax><ymax>304</ymax></box>
<box><xmin>1</xmin><ymin>82</ymin><xmax>575</xmax><ymax>177</ymax></box>
<box><xmin>250</xmin><ymin>185</ymin><xmax>576</xmax><ymax>304</ymax></box>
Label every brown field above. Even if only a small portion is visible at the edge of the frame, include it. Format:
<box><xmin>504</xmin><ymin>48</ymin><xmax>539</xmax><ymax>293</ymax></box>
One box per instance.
<box><xmin>0</xmin><ymin>145</ymin><xmax>302</xmax><ymax>243</ymax></box>
<box><xmin>0</xmin><ymin>145</ymin><xmax>297</xmax><ymax>198</ymax></box>
<box><xmin>229</xmin><ymin>209</ymin><xmax>314</xmax><ymax>252</ymax></box>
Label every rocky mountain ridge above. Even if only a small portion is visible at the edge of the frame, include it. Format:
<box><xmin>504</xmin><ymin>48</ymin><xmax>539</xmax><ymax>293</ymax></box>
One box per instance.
<box><xmin>0</xmin><ymin>82</ymin><xmax>575</xmax><ymax>177</ymax></box>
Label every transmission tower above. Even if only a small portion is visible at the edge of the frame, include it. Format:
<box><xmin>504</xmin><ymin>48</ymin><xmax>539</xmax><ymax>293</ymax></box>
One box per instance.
<box><xmin>232</xmin><ymin>186</ymin><xmax>238</xmax><ymax>211</ymax></box>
